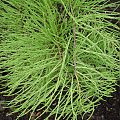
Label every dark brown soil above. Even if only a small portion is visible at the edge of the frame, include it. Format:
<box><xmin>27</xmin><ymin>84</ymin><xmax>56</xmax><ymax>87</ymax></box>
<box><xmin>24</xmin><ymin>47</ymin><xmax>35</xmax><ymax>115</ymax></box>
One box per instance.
<box><xmin>0</xmin><ymin>82</ymin><xmax>120</xmax><ymax>120</ymax></box>
<box><xmin>91</xmin><ymin>82</ymin><xmax>120</xmax><ymax>120</ymax></box>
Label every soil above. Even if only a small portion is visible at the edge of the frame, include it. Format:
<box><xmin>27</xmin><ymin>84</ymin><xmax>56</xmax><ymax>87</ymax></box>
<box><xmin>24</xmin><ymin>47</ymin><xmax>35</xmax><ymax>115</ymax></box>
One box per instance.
<box><xmin>0</xmin><ymin>81</ymin><xmax>120</xmax><ymax>120</ymax></box>
<box><xmin>91</xmin><ymin>82</ymin><xmax>120</xmax><ymax>120</ymax></box>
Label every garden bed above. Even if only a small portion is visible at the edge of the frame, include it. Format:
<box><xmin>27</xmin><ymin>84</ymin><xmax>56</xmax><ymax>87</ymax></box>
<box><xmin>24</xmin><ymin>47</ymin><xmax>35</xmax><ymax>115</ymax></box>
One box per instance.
<box><xmin>0</xmin><ymin>0</ymin><xmax>120</xmax><ymax>120</ymax></box>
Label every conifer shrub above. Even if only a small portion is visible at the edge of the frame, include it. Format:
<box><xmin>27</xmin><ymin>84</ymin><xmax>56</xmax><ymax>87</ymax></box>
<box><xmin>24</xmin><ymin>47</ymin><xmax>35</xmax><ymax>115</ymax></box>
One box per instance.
<box><xmin>0</xmin><ymin>0</ymin><xmax>120</xmax><ymax>119</ymax></box>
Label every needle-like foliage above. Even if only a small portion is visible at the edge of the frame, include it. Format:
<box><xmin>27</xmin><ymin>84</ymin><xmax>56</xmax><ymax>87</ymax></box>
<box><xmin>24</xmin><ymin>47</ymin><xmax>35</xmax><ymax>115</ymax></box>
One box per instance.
<box><xmin>0</xmin><ymin>0</ymin><xmax>120</xmax><ymax>120</ymax></box>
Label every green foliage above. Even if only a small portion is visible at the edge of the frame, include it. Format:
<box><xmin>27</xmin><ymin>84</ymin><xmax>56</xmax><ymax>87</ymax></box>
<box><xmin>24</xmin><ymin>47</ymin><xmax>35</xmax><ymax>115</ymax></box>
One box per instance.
<box><xmin>0</xmin><ymin>0</ymin><xmax>120</xmax><ymax>119</ymax></box>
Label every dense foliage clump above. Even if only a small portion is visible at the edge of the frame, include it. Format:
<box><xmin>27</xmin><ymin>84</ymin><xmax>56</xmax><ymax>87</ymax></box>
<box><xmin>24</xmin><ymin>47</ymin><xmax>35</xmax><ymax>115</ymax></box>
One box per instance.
<box><xmin>0</xmin><ymin>0</ymin><xmax>120</xmax><ymax>120</ymax></box>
